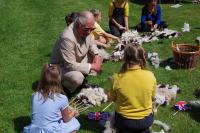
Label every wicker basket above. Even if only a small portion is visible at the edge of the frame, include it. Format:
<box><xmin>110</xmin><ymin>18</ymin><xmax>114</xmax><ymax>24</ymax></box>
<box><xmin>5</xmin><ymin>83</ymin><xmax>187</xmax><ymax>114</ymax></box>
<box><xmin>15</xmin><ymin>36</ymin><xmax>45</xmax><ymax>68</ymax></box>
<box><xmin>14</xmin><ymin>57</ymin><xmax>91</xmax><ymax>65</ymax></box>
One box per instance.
<box><xmin>171</xmin><ymin>42</ymin><xmax>200</xmax><ymax>69</ymax></box>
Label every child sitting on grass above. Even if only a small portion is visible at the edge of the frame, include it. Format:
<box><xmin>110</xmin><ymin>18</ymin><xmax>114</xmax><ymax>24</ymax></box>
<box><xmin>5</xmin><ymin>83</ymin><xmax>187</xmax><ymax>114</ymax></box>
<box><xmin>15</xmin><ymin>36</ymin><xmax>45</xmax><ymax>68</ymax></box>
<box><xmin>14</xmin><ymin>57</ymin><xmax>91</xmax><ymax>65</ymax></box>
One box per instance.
<box><xmin>65</xmin><ymin>12</ymin><xmax>79</xmax><ymax>26</ymax></box>
<box><xmin>23</xmin><ymin>63</ymin><xmax>80</xmax><ymax>133</ymax></box>
<box><xmin>90</xmin><ymin>9</ymin><xmax>120</xmax><ymax>49</ymax></box>
<box><xmin>107</xmin><ymin>44</ymin><xmax>157</xmax><ymax>133</ymax></box>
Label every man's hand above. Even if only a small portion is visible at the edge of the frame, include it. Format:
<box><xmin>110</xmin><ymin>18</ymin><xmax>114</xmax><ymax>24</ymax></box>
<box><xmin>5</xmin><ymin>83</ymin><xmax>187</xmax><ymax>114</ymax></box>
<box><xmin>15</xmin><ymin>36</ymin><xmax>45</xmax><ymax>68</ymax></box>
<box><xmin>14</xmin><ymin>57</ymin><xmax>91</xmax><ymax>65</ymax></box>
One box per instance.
<box><xmin>91</xmin><ymin>55</ymin><xmax>102</xmax><ymax>72</ymax></box>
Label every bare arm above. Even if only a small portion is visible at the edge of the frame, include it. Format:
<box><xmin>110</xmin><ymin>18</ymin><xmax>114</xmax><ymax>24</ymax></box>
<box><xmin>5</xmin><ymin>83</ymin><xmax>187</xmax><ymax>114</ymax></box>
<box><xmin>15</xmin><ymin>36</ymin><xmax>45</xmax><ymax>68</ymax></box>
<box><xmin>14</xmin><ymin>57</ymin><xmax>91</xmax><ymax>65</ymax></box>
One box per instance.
<box><xmin>102</xmin><ymin>32</ymin><xmax>120</xmax><ymax>42</ymax></box>
<box><xmin>124</xmin><ymin>16</ymin><xmax>129</xmax><ymax>31</ymax></box>
<box><xmin>95</xmin><ymin>40</ymin><xmax>110</xmax><ymax>48</ymax></box>
<box><xmin>61</xmin><ymin>107</ymin><xmax>76</xmax><ymax>122</ymax></box>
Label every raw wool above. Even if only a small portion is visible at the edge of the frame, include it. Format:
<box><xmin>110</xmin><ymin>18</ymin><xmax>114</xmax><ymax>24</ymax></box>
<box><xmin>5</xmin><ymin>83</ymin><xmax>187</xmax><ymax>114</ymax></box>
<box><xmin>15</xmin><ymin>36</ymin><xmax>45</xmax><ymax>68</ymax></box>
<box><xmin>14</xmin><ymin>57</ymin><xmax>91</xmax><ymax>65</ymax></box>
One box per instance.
<box><xmin>150</xmin><ymin>29</ymin><xmax>181</xmax><ymax>40</ymax></box>
<box><xmin>188</xmin><ymin>100</ymin><xmax>200</xmax><ymax>108</ymax></box>
<box><xmin>165</xmin><ymin>65</ymin><xmax>172</xmax><ymax>71</ymax></box>
<box><xmin>151</xmin><ymin>129</ymin><xmax>165</xmax><ymax>133</ymax></box>
<box><xmin>182</xmin><ymin>23</ymin><xmax>190</xmax><ymax>32</ymax></box>
<box><xmin>147</xmin><ymin>52</ymin><xmax>173</xmax><ymax>70</ymax></box>
<box><xmin>103</xmin><ymin>112</ymin><xmax>116</xmax><ymax>133</ymax></box>
<box><xmin>76</xmin><ymin>85</ymin><xmax>108</xmax><ymax>106</ymax></box>
<box><xmin>78</xmin><ymin>84</ymin><xmax>107</xmax><ymax>106</ymax></box>
<box><xmin>98</xmin><ymin>48</ymin><xmax>110</xmax><ymax>61</ymax></box>
<box><xmin>153</xmin><ymin>84</ymin><xmax>181</xmax><ymax>113</ymax></box>
<box><xmin>151</xmin><ymin>120</ymin><xmax>171</xmax><ymax>133</ymax></box>
<box><xmin>69</xmin><ymin>84</ymin><xmax>108</xmax><ymax>114</ymax></box>
<box><xmin>110</xmin><ymin>42</ymin><xmax>125</xmax><ymax>61</ymax></box>
<box><xmin>121</xmin><ymin>30</ymin><xmax>143</xmax><ymax>45</ymax></box>
<box><xmin>121</xmin><ymin>29</ymin><xmax>181</xmax><ymax>45</ymax></box>
<box><xmin>147</xmin><ymin>52</ymin><xmax>161</xmax><ymax>68</ymax></box>
<box><xmin>110</xmin><ymin>29</ymin><xmax>181</xmax><ymax>61</ymax></box>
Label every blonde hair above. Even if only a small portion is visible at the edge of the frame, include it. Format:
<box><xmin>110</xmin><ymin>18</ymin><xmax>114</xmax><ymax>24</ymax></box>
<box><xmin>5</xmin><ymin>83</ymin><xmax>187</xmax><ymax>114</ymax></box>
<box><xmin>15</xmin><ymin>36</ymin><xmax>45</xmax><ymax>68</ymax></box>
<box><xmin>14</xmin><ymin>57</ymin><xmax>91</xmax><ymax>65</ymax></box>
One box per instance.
<box><xmin>90</xmin><ymin>9</ymin><xmax>101</xmax><ymax>17</ymax></box>
<box><xmin>37</xmin><ymin>63</ymin><xmax>65</xmax><ymax>101</ymax></box>
<box><xmin>119</xmin><ymin>44</ymin><xmax>146</xmax><ymax>73</ymax></box>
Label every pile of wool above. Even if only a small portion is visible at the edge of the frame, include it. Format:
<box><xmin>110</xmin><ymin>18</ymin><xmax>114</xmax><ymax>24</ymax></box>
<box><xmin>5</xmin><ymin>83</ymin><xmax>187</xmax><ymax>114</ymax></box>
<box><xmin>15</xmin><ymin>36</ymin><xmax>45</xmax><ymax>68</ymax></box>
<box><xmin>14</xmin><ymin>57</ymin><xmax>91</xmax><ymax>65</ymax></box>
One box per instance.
<box><xmin>153</xmin><ymin>84</ymin><xmax>181</xmax><ymax>113</ymax></box>
<box><xmin>110</xmin><ymin>42</ymin><xmax>125</xmax><ymax>61</ymax></box>
<box><xmin>147</xmin><ymin>52</ymin><xmax>161</xmax><ymax>68</ymax></box>
<box><xmin>149</xmin><ymin>28</ymin><xmax>181</xmax><ymax>40</ymax></box>
<box><xmin>155</xmin><ymin>84</ymin><xmax>181</xmax><ymax>105</ymax></box>
<box><xmin>152</xmin><ymin>120</ymin><xmax>171</xmax><ymax>133</ymax></box>
<box><xmin>121</xmin><ymin>29</ymin><xmax>181</xmax><ymax>44</ymax></box>
<box><xmin>76</xmin><ymin>84</ymin><xmax>108</xmax><ymax>107</ymax></box>
<box><xmin>121</xmin><ymin>30</ymin><xmax>143</xmax><ymax>45</ymax></box>
<box><xmin>102</xmin><ymin>112</ymin><xmax>116</xmax><ymax>133</ymax></box>
<box><xmin>110</xmin><ymin>29</ymin><xmax>180</xmax><ymax>61</ymax></box>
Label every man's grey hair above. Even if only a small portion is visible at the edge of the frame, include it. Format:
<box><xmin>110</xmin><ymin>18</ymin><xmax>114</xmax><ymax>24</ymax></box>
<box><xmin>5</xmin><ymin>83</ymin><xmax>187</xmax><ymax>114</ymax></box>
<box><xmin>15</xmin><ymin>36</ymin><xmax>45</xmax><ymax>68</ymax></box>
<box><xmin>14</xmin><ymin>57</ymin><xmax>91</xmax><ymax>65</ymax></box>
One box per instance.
<box><xmin>76</xmin><ymin>11</ymin><xmax>94</xmax><ymax>26</ymax></box>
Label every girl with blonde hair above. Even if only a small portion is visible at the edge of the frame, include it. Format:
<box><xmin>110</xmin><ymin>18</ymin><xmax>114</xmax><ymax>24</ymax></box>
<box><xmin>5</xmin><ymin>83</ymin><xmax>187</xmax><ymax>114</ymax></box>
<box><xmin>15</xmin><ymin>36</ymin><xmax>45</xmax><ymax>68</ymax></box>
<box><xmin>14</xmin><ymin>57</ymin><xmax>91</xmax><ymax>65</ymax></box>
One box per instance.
<box><xmin>23</xmin><ymin>63</ymin><xmax>80</xmax><ymax>133</ymax></box>
<box><xmin>108</xmin><ymin>44</ymin><xmax>157</xmax><ymax>133</ymax></box>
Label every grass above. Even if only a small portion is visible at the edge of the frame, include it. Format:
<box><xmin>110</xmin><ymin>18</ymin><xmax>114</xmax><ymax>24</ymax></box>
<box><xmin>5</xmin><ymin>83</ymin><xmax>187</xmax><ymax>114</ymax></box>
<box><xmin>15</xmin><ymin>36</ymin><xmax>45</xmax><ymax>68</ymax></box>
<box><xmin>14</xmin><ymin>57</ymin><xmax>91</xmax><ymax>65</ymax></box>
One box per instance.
<box><xmin>0</xmin><ymin>0</ymin><xmax>200</xmax><ymax>132</ymax></box>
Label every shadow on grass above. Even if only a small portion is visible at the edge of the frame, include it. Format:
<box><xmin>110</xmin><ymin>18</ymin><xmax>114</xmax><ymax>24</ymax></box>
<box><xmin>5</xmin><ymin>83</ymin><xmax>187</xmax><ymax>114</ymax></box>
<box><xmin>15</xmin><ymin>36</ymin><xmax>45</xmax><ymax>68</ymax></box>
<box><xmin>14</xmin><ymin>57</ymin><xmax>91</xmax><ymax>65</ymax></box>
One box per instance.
<box><xmin>13</xmin><ymin>115</ymin><xmax>103</xmax><ymax>133</ymax></box>
<box><xmin>13</xmin><ymin>116</ymin><xmax>31</xmax><ymax>133</ymax></box>
<box><xmin>187</xmin><ymin>107</ymin><xmax>200</xmax><ymax>122</ymax></box>
<box><xmin>78</xmin><ymin>114</ymin><xmax>104</xmax><ymax>133</ymax></box>
<box><xmin>159</xmin><ymin>57</ymin><xmax>178</xmax><ymax>69</ymax></box>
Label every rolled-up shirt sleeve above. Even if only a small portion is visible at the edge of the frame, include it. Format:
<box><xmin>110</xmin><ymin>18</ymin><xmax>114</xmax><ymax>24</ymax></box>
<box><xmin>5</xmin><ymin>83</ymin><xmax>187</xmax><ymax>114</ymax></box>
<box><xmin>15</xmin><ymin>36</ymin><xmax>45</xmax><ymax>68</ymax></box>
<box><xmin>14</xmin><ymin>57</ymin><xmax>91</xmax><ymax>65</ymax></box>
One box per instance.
<box><xmin>59</xmin><ymin>38</ymin><xmax>90</xmax><ymax>74</ymax></box>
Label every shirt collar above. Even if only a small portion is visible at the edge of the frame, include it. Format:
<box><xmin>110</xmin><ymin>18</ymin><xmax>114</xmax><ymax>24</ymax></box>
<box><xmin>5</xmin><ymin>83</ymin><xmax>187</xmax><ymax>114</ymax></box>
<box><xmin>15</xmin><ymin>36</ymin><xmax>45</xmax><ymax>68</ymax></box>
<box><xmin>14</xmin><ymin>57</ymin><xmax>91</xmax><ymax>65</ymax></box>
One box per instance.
<box><xmin>128</xmin><ymin>65</ymin><xmax>141</xmax><ymax>70</ymax></box>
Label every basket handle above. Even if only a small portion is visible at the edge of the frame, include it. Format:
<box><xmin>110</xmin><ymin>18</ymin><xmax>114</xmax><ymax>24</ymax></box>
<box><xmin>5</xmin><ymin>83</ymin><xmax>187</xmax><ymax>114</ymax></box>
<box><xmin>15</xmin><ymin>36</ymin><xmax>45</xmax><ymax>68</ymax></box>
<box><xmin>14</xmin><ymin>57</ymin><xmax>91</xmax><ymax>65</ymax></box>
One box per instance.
<box><xmin>172</xmin><ymin>41</ymin><xmax>180</xmax><ymax>52</ymax></box>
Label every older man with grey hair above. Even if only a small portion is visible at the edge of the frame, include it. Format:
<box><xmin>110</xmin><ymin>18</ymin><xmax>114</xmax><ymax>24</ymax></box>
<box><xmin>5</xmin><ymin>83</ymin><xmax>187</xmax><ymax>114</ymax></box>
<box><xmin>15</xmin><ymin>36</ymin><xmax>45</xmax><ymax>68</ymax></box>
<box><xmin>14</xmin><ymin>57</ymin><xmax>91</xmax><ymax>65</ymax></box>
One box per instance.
<box><xmin>50</xmin><ymin>11</ymin><xmax>102</xmax><ymax>93</ymax></box>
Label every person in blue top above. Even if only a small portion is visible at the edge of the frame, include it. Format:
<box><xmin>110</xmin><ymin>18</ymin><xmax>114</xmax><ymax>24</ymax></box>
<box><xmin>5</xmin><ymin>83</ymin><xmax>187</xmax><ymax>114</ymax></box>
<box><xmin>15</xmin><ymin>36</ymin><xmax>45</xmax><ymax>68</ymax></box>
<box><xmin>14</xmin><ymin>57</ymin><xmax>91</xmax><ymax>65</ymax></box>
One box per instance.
<box><xmin>136</xmin><ymin>0</ymin><xmax>168</xmax><ymax>32</ymax></box>
<box><xmin>23</xmin><ymin>63</ymin><xmax>80</xmax><ymax>133</ymax></box>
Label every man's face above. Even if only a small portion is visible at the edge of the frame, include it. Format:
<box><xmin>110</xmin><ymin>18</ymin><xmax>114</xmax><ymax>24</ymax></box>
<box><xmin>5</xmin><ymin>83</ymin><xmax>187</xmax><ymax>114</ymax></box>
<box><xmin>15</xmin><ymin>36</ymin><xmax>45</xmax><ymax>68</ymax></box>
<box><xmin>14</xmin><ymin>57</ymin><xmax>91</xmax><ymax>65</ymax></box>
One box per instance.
<box><xmin>77</xmin><ymin>19</ymin><xmax>95</xmax><ymax>39</ymax></box>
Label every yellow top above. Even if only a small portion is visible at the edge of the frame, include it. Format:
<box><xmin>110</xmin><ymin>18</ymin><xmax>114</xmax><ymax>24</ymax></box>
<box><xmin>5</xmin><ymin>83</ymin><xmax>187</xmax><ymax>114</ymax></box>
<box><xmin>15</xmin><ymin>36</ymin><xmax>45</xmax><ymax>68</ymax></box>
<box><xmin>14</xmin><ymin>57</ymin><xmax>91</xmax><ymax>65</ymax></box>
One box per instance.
<box><xmin>110</xmin><ymin>66</ymin><xmax>156</xmax><ymax>119</ymax></box>
<box><xmin>91</xmin><ymin>22</ymin><xmax>105</xmax><ymax>39</ymax></box>
<box><xmin>108</xmin><ymin>1</ymin><xmax>129</xmax><ymax>17</ymax></box>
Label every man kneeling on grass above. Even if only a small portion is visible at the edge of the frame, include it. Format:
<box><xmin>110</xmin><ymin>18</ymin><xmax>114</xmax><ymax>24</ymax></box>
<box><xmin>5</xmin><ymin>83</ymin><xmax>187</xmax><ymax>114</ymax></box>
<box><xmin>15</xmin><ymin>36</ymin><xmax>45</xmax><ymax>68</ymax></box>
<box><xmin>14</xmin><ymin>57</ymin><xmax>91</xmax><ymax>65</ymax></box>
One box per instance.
<box><xmin>50</xmin><ymin>11</ymin><xmax>102</xmax><ymax>94</ymax></box>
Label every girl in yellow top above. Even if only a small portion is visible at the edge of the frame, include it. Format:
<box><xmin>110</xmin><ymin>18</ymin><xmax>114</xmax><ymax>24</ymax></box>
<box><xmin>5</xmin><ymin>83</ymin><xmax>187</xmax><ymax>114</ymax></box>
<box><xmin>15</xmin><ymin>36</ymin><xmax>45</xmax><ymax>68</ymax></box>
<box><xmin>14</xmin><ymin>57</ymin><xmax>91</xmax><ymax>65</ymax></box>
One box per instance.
<box><xmin>108</xmin><ymin>44</ymin><xmax>157</xmax><ymax>133</ymax></box>
<box><xmin>90</xmin><ymin>9</ymin><xmax>120</xmax><ymax>49</ymax></box>
<box><xmin>108</xmin><ymin>0</ymin><xmax>129</xmax><ymax>37</ymax></box>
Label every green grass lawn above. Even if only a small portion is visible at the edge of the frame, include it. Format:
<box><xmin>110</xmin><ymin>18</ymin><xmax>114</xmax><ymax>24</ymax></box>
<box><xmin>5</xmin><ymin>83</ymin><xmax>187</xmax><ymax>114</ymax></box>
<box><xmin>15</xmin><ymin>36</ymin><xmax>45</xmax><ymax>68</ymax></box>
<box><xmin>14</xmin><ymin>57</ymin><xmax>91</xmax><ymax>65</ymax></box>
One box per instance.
<box><xmin>0</xmin><ymin>0</ymin><xmax>200</xmax><ymax>132</ymax></box>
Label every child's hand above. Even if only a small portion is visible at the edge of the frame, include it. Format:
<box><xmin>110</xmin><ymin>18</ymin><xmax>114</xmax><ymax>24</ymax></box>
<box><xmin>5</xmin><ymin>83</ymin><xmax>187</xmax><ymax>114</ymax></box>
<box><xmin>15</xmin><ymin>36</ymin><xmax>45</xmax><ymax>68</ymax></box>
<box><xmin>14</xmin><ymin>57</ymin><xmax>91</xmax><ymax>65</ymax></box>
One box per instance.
<box><xmin>153</xmin><ymin>24</ymin><xmax>158</xmax><ymax>29</ymax></box>
<box><xmin>68</xmin><ymin>106</ymin><xmax>78</xmax><ymax>117</ymax></box>
<box><xmin>119</xmin><ymin>25</ymin><xmax>126</xmax><ymax>30</ymax></box>
<box><xmin>115</xmin><ymin>37</ymin><xmax>120</xmax><ymax>43</ymax></box>
<box><xmin>105</xmin><ymin>44</ymin><xmax>111</xmax><ymax>48</ymax></box>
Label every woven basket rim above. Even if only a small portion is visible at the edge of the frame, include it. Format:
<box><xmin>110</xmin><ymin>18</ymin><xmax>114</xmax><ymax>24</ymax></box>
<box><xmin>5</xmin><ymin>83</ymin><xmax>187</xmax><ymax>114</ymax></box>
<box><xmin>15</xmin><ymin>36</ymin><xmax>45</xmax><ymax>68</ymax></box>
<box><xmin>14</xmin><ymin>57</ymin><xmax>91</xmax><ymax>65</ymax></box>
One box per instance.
<box><xmin>171</xmin><ymin>42</ymin><xmax>200</xmax><ymax>54</ymax></box>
